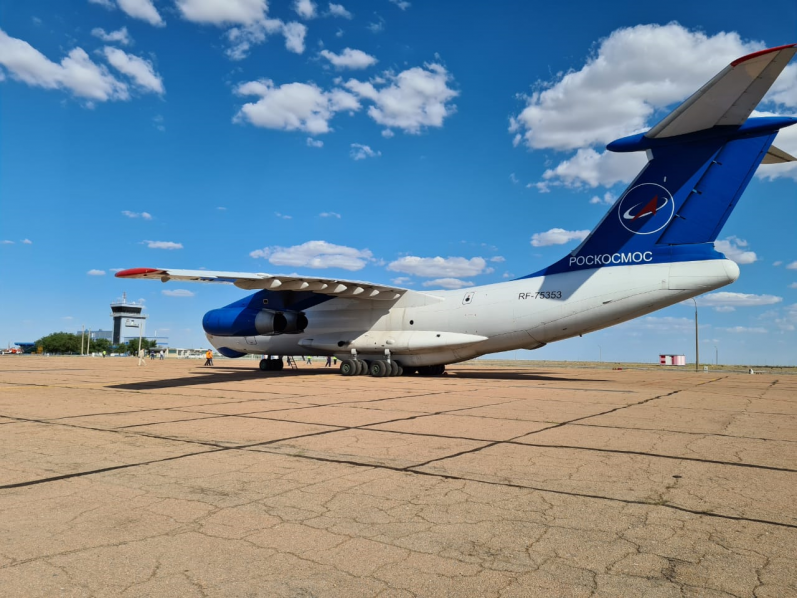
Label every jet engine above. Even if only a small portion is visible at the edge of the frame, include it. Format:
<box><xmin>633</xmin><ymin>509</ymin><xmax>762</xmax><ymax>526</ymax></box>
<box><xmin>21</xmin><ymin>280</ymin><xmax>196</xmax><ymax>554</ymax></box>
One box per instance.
<box><xmin>202</xmin><ymin>307</ymin><xmax>306</xmax><ymax>337</ymax></box>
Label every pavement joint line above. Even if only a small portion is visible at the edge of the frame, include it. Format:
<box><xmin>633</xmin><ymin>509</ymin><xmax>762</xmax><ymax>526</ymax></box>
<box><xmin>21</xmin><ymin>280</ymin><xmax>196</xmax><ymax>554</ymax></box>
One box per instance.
<box><xmin>5</xmin><ymin>385</ymin><xmax>794</xmax><ymax>474</ymax></box>
<box><xmin>403</xmin><ymin>387</ymin><xmax>692</xmax><ymax>469</ymax></box>
<box><xmin>245</xmin><ymin>444</ymin><xmax>797</xmax><ymax>531</ymax></box>
<box><xmin>503</xmin><ymin>442</ymin><xmax>797</xmax><ymax>473</ymax></box>
<box><xmin>572</xmin><ymin>421</ymin><xmax>797</xmax><ymax>444</ymax></box>
<box><xmin>0</xmin><ymin>448</ymin><xmax>226</xmax><ymax>491</ymax></box>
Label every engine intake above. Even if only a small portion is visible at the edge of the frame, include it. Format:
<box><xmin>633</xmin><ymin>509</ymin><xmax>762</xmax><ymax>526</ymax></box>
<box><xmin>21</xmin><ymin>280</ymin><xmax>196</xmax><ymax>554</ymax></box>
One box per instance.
<box><xmin>202</xmin><ymin>307</ymin><xmax>307</xmax><ymax>337</ymax></box>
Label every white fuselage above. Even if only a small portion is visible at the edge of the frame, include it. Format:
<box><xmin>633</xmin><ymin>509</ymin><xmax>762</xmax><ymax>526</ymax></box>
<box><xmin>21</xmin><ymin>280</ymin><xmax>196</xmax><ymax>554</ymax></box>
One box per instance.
<box><xmin>206</xmin><ymin>259</ymin><xmax>740</xmax><ymax>366</ymax></box>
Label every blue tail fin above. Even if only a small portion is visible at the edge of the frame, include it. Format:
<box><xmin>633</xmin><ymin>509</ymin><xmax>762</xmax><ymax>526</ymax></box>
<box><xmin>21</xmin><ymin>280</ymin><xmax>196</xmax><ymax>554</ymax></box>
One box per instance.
<box><xmin>526</xmin><ymin>43</ymin><xmax>796</xmax><ymax>278</ymax></box>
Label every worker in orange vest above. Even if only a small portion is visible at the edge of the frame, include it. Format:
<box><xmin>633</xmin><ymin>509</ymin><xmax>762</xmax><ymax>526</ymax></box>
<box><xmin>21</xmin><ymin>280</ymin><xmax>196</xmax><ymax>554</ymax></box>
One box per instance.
<box><xmin>204</xmin><ymin>349</ymin><xmax>213</xmax><ymax>366</ymax></box>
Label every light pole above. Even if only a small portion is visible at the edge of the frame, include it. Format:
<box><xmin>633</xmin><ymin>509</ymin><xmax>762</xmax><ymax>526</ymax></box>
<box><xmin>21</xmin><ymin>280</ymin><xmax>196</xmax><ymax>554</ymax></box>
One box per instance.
<box><xmin>691</xmin><ymin>298</ymin><xmax>699</xmax><ymax>372</ymax></box>
<box><xmin>715</xmin><ymin>345</ymin><xmax>718</xmax><ymax>366</ymax></box>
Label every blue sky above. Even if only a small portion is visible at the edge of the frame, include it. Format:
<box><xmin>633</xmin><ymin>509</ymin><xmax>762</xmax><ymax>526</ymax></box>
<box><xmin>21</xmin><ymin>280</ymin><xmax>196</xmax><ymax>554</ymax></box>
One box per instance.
<box><xmin>1</xmin><ymin>0</ymin><xmax>796</xmax><ymax>364</ymax></box>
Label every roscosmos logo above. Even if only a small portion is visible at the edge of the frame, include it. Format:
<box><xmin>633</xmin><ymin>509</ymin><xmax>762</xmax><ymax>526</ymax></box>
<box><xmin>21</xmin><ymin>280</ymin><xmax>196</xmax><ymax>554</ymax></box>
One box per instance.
<box><xmin>617</xmin><ymin>183</ymin><xmax>675</xmax><ymax>235</ymax></box>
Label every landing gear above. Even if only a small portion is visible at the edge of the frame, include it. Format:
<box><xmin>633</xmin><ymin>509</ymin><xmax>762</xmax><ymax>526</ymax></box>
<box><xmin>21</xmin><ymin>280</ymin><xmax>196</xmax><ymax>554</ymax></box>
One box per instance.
<box><xmin>340</xmin><ymin>359</ymin><xmax>358</xmax><ymax>376</ymax></box>
<box><xmin>259</xmin><ymin>358</ymin><xmax>284</xmax><ymax>372</ymax></box>
<box><xmin>357</xmin><ymin>360</ymin><xmax>369</xmax><ymax>375</ymax></box>
<box><xmin>369</xmin><ymin>360</ymin><xmax>389</xmax><ymax>377</ymax></box>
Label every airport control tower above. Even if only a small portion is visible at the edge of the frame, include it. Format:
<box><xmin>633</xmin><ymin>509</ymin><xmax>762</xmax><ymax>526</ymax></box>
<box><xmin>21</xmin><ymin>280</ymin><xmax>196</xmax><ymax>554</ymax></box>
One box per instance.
<box><xmin>110</xmin><ymin>293</ymin><xmax>148</xmax><ymax>344</ymax></box>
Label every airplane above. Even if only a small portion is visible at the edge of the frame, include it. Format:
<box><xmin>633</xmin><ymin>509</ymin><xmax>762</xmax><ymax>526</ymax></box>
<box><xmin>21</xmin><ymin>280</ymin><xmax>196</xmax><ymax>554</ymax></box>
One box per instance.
<box><xmin>117</xmin><ymin>44</ymin><xmax>797</xmax><ymax>377</ymax></box>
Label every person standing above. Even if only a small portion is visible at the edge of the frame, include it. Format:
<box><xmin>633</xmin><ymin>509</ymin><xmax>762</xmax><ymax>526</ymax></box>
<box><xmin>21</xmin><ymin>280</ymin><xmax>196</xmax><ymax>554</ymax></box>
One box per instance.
<box><xmin>159</xmin><ymin>350</ymin><xmax>165</xmax><ymax>360</ymax></box>
<box><xmin>204</xmin><ymin>349</ymin><xmax>213</xmax><ymax>366</ymax></box>
<box><xmin>325</xmin><ymin>356</ymin><xmax>332</xmax><ymax>367</ymax></box>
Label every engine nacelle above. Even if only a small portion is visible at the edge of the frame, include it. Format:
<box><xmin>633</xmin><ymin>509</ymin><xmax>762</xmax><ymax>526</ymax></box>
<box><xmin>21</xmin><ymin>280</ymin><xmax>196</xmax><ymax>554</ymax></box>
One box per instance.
<box><xmin>281</xmin><ymin>311</ymin><xmax>309</xmax><ymax>334</ymax></box>
<box><xmin>202</xmin><ymin>307</ymin><xmax>307</xmax><ymax>337</ymax></box>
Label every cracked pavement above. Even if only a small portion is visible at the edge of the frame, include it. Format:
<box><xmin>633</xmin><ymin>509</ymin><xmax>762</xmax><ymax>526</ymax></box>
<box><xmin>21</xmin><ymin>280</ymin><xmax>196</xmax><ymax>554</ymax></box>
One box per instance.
<box><xmin>0</xmin><ymin>358</ymin><xmax>795</xmax><ymax>597</ymax></box>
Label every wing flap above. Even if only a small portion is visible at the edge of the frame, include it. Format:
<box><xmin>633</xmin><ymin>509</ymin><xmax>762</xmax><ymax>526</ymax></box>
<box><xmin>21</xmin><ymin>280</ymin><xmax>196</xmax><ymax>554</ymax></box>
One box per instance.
<box><xmin>115</xmin><ymin>267</ymin><xmax>407</xmax><ymax>300</ymax></box>
<box><xmin>646</xmin><ymin>44</ymin><xmax>797</xmax><ymax>139</ymax></box>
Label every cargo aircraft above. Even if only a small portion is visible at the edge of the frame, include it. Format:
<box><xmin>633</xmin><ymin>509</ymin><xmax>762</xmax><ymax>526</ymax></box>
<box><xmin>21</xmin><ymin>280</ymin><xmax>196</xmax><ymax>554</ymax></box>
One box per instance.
<box><xmin>118</xmin><ymin>44</ymin><xmax>796</xmax><ymax>377</ymax></box>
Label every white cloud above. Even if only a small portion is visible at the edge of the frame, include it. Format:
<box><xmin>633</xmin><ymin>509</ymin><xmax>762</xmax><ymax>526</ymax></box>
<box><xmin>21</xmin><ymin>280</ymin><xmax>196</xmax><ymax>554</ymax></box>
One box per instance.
<box><xmin>162</xmin><ymin>289</ymin><xmax>195</xmax><ymax>297</ymax></box>
<box><xmin>790</xmin><ymin>282</ymin><xmax>797</xmax><ymax>289</ymax></box>
<box><xmin>713</xmin><ymin>306</ymin><xmax>736</xmax><ymax>313</ymax></box>
<box><xmin>787</xmin><ymin>261</ymin><xmax>797</xmax><ymax>270</ymax></box>
<box><xmin>391</xmin><ymin>276</ymin><xmax>411</xmax><ymax>285</ymax></box>
<box><xmin>774</xmin><ymin>303</ymin><xmax>797</xmax><ymax>331</ymax></box>
<box><xmin>344</xmin><ymin>62</ymin><xmax>457</xmax><ymax>133</ymax></box>
<box><xmin>589</xmin><ymin>191</ymin><xmax>615</xmax><ymax>205</ymax></box>
<box><xmin>234</xmin><ymin>79</ymin><xmax>360</xmax><ymax>134</ymax></box>
<box><xmin>381</xmin><ymin>128</ymin><xmax>394</xmax><ymax>138</ymax></box>
<box><xmin>293</xmin><ymin>0</ymin><xmax>316</xmax><ymax>19</ymax></box>
<box><xmin>176</xmin><ymin>0</ymin><xmax>267</xmax><ymax>23</ymax></box>
<box><xmin>388</xmin><ymin>0</ymin><xmax>410</xmax><ymax>9</ymax></box>
<box><xmin>21</xmin><ymin>238</ymin><xmax>32</xmax><ymax>244</ymax></box>
<box><xmin>539</xmin><ymin>148</ymin><xmax>647</xmax><ymax>189</ymax></box>
<box><xmin>714</xmin><ymin>236</ymin><xmax>757</xmax><ymax>265</ymax></box>
<box><xmin>530</xmin><ymin>228</ymin><xmax>589</xmax><ymax>247</ymax></box>
<box><xmin>122</xmin><ymin>210</ymin><xmax>153</xmax><ymax>219</ymax></box>
<box><xmin>103</xmin><ymin>47</ymin><xmax>164</xmax><ymax>94</ymax></box>
<box><xmin>512</xmin><ymin>25</ymin><xmax>762</xmax><ymax>152</ymax></box>
<box><xmin>0</xmin><ymin>29</ymin><xmax>128</xmax><ymax>101</ymax></box>
<box><xmin>510</xmin><ymin>24</ymin><xmax>797</xmax><ymax>190</ymax></box>
<box><xmin>350</xmin><ymin>143</ymin><xmax>380</xmax><ymax>160</ymax></box>
<box><xmin>320</xmin><ymin>47</ymin><xmax>377</xmax><ymax>70</ymax></box>
<box><xmin>1</xmin><ymin>240</ymin><xmax>14</xmax><ymax>244</ymax></box>
<box><xmin>327</xmin><ymin>3</ymin><xmax>352</xmax><ymax>18</ymax></box>
<box><xmin>250</xmin><ymin>240</ymin><xmax>373</xmax><ymax>270</ymax></box>
<box><xmin>144</xmin><ymin>240</ymin><xmax>183</xmax><ymax>250</ymax></box>
<box><xmin>422</xmin><ymin>278</ymin><xmax>473</xmax><ymax>290</ymax></box>
<box><xmin>91</xmin><ymin>27</ymin><xmax>132</xmax><ymax>45</ymax></box>
<box><xmin>87</xmin><ymin>269</ymin><xmax>106</xmax><ymax>276</ymax></box>
<box><xmin>697</xmin><ymin>292</ymin><xmax>782</xmax><ymax>307</ymax></box>
<box><xmin>490</xmin><ymin>256</ymin><xmax>505</xmax><ymax>263</ymax></box>
<box><xmin>320</xmin><ymin>211</ymin><xmax>341</xmax><ymax>218</ymax></box>
<box><xmin>388</xmin><ymin>256</ymin><xmax>487</xmax><ymax>278</ymax></box>
<box><xmin>89</xmin><ymin>0</ymin><xmax>115</xmax><ymax>7</ymax></box>
<box><xmin>306</xmin><ymin>137</ymin><xmax>324</xmax><ymax>147</ymax></box>
<box><xmin>217</xmin><ymin>206</ymin><xmax>227</xmax><ymax>210</ymax></box>
<box><xmin>275</xmin><ymin>212</ymin><xmax>292</xmax><ymax>219</ymax></box>
<box><xmin>634</xmin><ymin>316</ymin><xmax>696</xmax><ymax>333</ymax></box>
<box><xmin>367</xmin><ymin>18</ymin><xmax>384</xmax><ymax>34</ymax></box>
<box><xmin>720</xmin><ymin>326</ymin><xmax>768</xmax><ymax>334</ymax></box>
<box><xmin>117</xmin><ymin>0</ymin><xmax>164</xmax><ymax>26</ymax></box>
<box><xmin>773</xmin><ymin>261</ymin><xmax>783</xmax><ymax>267</ymax></box>
<box><xmin>176</xmin><ymin>0</ymin><xmax>306</xmax><ymax>59</ymax></box>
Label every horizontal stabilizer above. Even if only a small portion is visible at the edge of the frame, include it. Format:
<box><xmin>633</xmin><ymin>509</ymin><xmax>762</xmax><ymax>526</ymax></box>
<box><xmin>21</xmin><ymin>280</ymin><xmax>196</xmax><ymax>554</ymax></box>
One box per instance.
<box><xmin>762</xmin><ymin>144</ymin><xmax>797</xmax><ymax>164</ymax></box>
<box><xmin>646</xmin><ymin>44</ymin><xmax>797</xmax><ymax>139</ymax></box>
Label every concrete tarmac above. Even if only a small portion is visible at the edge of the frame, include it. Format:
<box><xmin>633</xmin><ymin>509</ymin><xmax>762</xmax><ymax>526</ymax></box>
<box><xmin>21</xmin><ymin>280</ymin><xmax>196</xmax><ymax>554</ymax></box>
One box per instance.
<box><xmin>0</xmin><ymin>357</ymin><xmax>795</xmax><ymax>597</ymax></box>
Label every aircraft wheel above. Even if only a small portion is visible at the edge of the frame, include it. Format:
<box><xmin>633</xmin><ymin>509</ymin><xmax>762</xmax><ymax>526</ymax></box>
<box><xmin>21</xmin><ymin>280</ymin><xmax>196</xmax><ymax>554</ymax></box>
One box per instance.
<box><xmin>259</xmin><ymin>359</ymin><xmax>270</xmax><ymax>371</ymax></box>
<box><xmin>394</xmin><ymin>363</ymin><xmax>404</xmax><ymax>377</ymax></box>
<box><xmin>340</xmin><ymin>359</ymin><xmax>357</xmax><ymax>376</ymax></box>
<box><xmin>358</xmin><ymin>360</ymin><xmax>370</xmax><ymax>375</ymax></box>
<box><xmin>274</xmin><ymin>358</ymin><xmax>284</xmax><ymax>371</ymax></box>
<box><xmin>389</xmin><ymin>361</ymin><xmax>400</xmax><ymax>376</ymax></box>
<box><xmin>370</xmin><ymin>360</ymin><xmax>388</xmax><ymax>377</ymax></box>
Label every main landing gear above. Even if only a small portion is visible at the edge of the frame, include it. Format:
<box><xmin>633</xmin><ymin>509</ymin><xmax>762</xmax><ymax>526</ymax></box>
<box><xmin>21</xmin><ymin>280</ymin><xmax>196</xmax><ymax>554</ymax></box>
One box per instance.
<box><xmin>259</xmin><ymin>357</ymin><xmax>284</xmax><ymax>372</ymax></box>
<box><xmin>338</xmin><ymin>359</ymin><xmax>446</xmax><ymax>377</ymax></box>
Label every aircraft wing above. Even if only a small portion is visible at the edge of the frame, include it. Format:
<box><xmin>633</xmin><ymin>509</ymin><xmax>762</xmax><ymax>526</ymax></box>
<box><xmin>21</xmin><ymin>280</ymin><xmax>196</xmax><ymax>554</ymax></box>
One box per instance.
<box><xmin>115</xmin><ymin>267</ymin><xmax>408</xmax><ymax>301</ymax></box>
<box><xmin>646</xmin><ymin>43</ymin><xmax>797</xmax><ymax>139</ymax></box>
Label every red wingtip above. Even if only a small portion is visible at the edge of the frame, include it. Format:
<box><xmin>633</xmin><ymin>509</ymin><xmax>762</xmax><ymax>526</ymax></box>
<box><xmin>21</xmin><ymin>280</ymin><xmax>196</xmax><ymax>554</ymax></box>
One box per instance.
<box><xmin>115</xmin><ymin>267</ymin><xmax>163</xmax><ymax>278</ymax></box>
<box><xmin>731</xmin><ymin>43</ymin><xmax>797</xmax><ymax>67</ymax></box>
